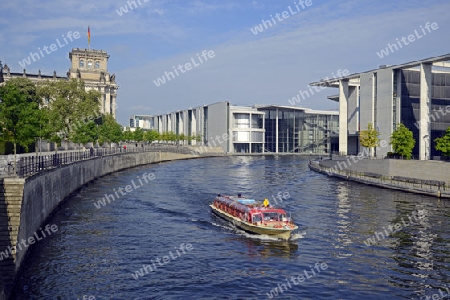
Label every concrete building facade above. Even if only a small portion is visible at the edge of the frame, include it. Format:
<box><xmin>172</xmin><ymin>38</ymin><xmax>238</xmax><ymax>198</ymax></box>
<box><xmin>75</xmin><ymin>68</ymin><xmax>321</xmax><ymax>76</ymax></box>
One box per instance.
<box><xmin>142</xmin><ymin>102</ymin><xmax>265</xmax><ymax>154</ymax></box>
<box><xmin>310</xmin><ymin>54</ymin><xmax>450</xmax><ymax>159</ymax></box>
<box><xmin>132</xmin><ymin>102</ymin><xmax>338</xmax><ymax>154</ymax></box>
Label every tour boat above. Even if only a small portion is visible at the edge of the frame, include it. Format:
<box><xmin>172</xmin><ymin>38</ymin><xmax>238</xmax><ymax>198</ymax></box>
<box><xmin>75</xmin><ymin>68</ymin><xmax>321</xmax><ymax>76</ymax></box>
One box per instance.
<box><xmin>210</xmin><ymin>194</ymin><xmax>298</xmax><ymax>240</ymax></box>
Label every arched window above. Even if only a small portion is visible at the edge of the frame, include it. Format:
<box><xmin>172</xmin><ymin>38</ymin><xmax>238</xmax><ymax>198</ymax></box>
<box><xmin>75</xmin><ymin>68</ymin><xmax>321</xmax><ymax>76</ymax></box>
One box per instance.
<box><xmin>95</xmin><ymin>61</ymin><xmax>100</xmax><ymax>69</ymax></box>
<box><xmin>79</xmin><ymin>59</ymin><xmax>84</xmax><ymax>68</ymax></box>
<box><xmin>87</xmin><ymin>60</ymin><xmax>93</xmax><ymax>68</ymax></box>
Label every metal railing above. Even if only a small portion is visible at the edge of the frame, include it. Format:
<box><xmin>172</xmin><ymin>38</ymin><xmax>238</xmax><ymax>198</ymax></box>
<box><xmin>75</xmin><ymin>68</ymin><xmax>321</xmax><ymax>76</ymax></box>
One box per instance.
<box><xmin>2</xmin><ymin>144</ymin><xmax>223</xmax><ymax>178</ymax></box>
<box><xmin>309</xmin><ymin>160</ymin><xmax>449</xmax><ymax>194</ymax></box>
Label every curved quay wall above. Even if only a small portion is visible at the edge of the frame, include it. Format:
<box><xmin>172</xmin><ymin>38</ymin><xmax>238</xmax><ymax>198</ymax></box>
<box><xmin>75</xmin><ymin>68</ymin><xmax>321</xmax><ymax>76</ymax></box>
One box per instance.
<box><xmin>0</xmin><ymin>150</ymin><xmax>212</xmax><ymax>299</ymax></box>
<box><xmin>309</xmin><ymin>159</ymin><xmax>450</xmax><ymax>199</ymax></box>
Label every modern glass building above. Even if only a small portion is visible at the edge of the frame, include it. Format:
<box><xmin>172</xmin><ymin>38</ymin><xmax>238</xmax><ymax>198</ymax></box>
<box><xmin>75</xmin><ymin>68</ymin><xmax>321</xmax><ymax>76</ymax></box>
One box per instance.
<box><xmin>131</xmin><ymin>103</ymin><xmax>338</xmax><ymax>154</ymax></box>
<box><xmin>149</xmin><ymin>102</ymin><xmax>265</xmax><ymax>153</ymax></box>
<box><xmin>310</xmin><ymin>54</ymin><xmax>450</xmax><ymax>159</ymax></box>
<box><xmin>231</xmin><ymin>105</ymin><xmax>265</xmax><ymax>153</ymax></box>
<box><xmin>255</xmin><ymin>105</ymin><xmax>339</xmax><ymax>154</ymax></box>
<box><xmin>400</xmin><ymin>69</ymin><xmax>450</xmax><ymax>157</ymax></box>
<box><xmin>129</xmin><ymin>115</ymin><xmax>154</xmax><ymax>130</ymax></box>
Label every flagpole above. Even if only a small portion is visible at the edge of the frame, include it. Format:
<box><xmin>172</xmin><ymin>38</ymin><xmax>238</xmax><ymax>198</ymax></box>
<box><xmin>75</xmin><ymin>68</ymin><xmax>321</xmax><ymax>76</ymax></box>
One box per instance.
<box><xmin>88</xmin><ymin>26</ymin><xmax>91</xmax><ymax>50</ymax></box>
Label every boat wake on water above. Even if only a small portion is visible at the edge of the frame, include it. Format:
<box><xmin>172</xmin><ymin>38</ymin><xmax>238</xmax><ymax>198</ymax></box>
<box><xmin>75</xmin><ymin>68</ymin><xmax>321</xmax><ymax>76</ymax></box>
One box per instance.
<box><xmin>289</xmin><ymin>230</ymin><xmax>307</xmax><ymax>241</ymax></box>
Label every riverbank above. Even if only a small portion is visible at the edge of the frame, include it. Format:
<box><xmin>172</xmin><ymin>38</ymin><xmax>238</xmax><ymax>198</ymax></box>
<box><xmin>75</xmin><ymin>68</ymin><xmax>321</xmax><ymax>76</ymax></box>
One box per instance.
<box><xmin>0</xmin><ymin>147</ymin><xmax>223</xmax><ymax>299</ymax></box>
<box><xmin>309</xmin><ymin>157</ymin><xmax>450</xmax><ymax>199</ymax></box>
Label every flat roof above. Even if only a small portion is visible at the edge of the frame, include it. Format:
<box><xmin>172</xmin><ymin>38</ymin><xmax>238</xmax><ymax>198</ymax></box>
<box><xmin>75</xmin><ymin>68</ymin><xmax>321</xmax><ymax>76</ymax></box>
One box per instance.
<box><xmin>327</xmin><ymin>94</ymin><xmax>340</xmax><ymax>102</ymax></box>
<box><xmin>254</xmin><ymin>104</ymin><xmax>338</xmax><ymax>115</ymax></box>
<box><xmin>310</xmin><ymin>53</ymin><xmax>450</xmax><ymax>87</ymax></box>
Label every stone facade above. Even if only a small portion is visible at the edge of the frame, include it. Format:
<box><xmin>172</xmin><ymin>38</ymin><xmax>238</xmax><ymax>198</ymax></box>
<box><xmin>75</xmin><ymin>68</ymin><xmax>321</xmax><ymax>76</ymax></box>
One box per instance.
<box><xmin>68</xmin><ymin>48</ymin><xmax>118</xmax><ymax>117</ymax></box>
<box><xmin>0</xmin><ymin>48</ymin><xmax>118</xmax><ymax>118</ymax></box>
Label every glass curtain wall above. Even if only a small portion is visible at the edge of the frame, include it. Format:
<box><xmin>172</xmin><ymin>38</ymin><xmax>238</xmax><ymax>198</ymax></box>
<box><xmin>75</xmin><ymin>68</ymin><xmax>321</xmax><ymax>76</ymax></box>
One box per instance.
<box><xmin>260</xmin><ymin>108</ymin><xmax>338</xmax><ymax>154</ymax></box>
<box><xmin>400</xmin><ymin>70</ymin><xmax>450</xmax><ymax>157</ymax></box>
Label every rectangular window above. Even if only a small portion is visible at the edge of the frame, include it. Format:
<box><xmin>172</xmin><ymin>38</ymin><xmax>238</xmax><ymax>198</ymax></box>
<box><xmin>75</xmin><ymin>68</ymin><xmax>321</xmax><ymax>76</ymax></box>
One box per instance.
<box><xmin>234</xmin><ymin>113</ymin><xmax>250</xmax><ymax>128</ymax></box>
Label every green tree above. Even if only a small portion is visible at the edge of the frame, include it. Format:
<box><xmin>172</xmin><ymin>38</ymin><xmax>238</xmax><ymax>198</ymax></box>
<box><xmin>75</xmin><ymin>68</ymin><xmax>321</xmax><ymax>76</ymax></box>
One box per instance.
<box><xmin>144</xmin><ymin>130</ymin><xmax>159</xmax><ymax>143</ymax></box>
<box><xmin>98</xmin><ymin>114</ymin><xmax>123</xmax><ymax>145</ymax></box>
<box><xmin>133</xmin><ymin>127</ymin><xmax>145</xmax><ymax>142</ymax></box>
<box><xmin>122</xmin><ymin>127</ymin><xmax>134</xmax><ymax>142</ymax></box>
<box><xmin>37</xmin><ymin>79</ymin><xmax>101</xmax><ymax>142</ymax></box>
<box><xmin>4</xmin><ymin>77</ymin><xmax>40</xmax><ymax>103</ymax></box>
<box><xmin>359</xmin><ymin>123</ymin><xmax>380</xmax><ymax>157</ymax></box>
<box><xmin>390</xmin><ymin>123</ymin><xmax>415</xmax><ymax>159</ymax></box>
<box><xmin>71</xmin><ymin>121</ymin><xmax>98</xmax><ymax>144</ymax></box>
<box><xmin>435</xmin><ymin>127</ymin><xmax>450</xmax><ymax>157</ymax></box>
<box><xmin>178</xmin><ymin>133</ymin><xmax>185</xmax><ymax>145</ymax></box>
<box><xmin>0</xmin><ymin>78</ymin><xmax>43</xmax><ymax>155</ymax></box>
<box><xmin>160</xmin><ymin>132</ymin><xmax>168</xmax><ymax>143</ymax></box>
<box><xmin>167</xmin><ymin>131</ymin><xmax>177</xmax><ymax>144</ymax></box>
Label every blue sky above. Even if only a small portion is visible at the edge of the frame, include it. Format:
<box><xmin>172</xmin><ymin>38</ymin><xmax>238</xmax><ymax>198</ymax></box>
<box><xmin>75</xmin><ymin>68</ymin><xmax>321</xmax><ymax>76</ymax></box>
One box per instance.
<box><xmin>1</xmin><ymin>0</ymin><xmax>449</xmax><ymax>126</ymax></box>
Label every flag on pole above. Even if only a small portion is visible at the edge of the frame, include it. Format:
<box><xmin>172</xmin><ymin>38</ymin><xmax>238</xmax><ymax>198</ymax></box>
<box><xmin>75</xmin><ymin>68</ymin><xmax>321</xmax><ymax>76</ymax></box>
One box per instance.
<box><xmin>87</xmin><ymin>26</ymin><xmax>91</xmax><ymax>49</ymax></box>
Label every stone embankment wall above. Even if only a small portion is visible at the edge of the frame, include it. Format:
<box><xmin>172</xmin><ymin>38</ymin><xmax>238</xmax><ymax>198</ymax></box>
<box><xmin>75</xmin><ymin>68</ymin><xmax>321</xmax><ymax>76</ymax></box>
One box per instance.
<box><xmin>0</xmin><ymin>150</ymin><xmax>210</xmax><ymax>299</ymax></box>
<box><xmin>320</xmin><ymin>157</ymin><xmax>450</xmax><ymax>183</ymax></box>
<box><xmin>310</xmin><ymin>158</ymin><xmax>450</xmax><ymax>199</ymax></box>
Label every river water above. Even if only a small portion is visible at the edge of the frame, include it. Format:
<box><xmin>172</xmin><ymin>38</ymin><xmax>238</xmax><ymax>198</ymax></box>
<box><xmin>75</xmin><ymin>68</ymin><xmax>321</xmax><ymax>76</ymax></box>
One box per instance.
<box><xmin>11</xmin><ymin>155</ymin><xmax>450</xmax><ymax>299</ymax></box>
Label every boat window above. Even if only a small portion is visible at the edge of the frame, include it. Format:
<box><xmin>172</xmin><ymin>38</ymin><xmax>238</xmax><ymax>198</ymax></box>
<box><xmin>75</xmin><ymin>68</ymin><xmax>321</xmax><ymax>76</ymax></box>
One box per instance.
<box><xmin>263</xmin><ymin>212</ymin><xmax>279</xmax><ymax>221</ymax></box>
<box><xmin>252</xmin><ymin>214</ymin><xmax>262</xmax><ymax>223</ymax></box>
<box><xmin>281</xmin><ymin>214</ymin><xmax>287</xmax><ymax>221</ymax></box>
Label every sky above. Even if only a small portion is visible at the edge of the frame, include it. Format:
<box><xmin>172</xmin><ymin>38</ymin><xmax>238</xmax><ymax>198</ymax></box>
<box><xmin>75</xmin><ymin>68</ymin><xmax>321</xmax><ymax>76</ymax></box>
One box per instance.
<box><xmin>1</xmin><ymin>0</ymin><xmax>449</xmax><ymax>126</ymax></box>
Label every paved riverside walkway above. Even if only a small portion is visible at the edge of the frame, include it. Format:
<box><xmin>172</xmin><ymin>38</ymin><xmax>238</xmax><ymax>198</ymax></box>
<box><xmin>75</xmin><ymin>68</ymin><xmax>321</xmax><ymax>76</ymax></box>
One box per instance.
<box><xmin>0</xmin><ymin>144</ymin><xmax>224</xmax><ymax>178</ymax></box>
<box><xmin>308</xmin><ymin>159</ymin><xmax>450</xmax><ymax>199</ymax></box>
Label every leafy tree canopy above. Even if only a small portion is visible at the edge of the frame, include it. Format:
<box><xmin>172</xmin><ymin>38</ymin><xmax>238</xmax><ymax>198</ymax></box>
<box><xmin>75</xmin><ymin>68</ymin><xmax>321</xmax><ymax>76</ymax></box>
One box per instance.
<box><xmin>133</xmin><ymin>127</ymin><xmax>145</xmax><ymax>142</ymax></box>
<box><xmin>122</xmin><ymin>128</ymin><xmax>134</xmax><ymax>142</ymax></box>
<box><xmin>359</xmin><ymin>123</ymin><xmax>380</xmax><ymax>156</ymax></box>
<box><xmin>72</xmin><ymin>121</ymin><xmax>98</xmax><ymax>144</ymax></box>
<box><xmin>390</xmin><ymin>123</ymin><xmax>415</xmax><ymax>159</ymax></box>
<box><xmin>98</xmin><ymin>114</ymin><xmax>123</xmax><ymax>144</ymax></box>
<box><xmin>435</xmin><ymin>127</ymin><xmax>450</xmax><ymax>157</ymax></box>
<box><xmin>37</xmin><ymin>79</ymin><xmax>101</xmax><ymax>142</ymax></box>
<box><xmin>144</xmin><ymin>130</ymin><xmax>159</xmax><ymax>143</ymax></box>
<box><xmin>0</xmin><ymin>78</ymin><xmax>43</xmax><ymax>153</ymax></box>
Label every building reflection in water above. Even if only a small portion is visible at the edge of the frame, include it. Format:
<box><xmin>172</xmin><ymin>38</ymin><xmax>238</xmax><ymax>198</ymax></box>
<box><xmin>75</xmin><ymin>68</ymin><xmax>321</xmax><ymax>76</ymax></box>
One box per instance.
<box><xmin>334</xmin><ymin>182</ymin><xmax>352</xmax><ymax>258</ymax></box>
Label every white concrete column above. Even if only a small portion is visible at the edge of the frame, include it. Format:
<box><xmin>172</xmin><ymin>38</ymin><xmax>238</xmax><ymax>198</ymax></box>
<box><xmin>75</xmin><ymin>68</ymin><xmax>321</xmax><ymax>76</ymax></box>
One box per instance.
<box><xmin>339</xmin><ymin>79</ymin><xmax>349</xmax><ymax>155</ymax></box>
<box><xmin>275</xmin><ymin>108</ymin><xmax>279</xmax><ymax>153</ymax></box>
<box><xmin>249</xmin><ymin>113</ymin><xmax>252</xmax><ymax>153</ymax></box>
<box><xmin>420</xmin><ymin>63</ymin><xmax>432</xmax><ymax>160</ymax></box>
<box><xmin>396</xmin><ymin>71</ymin><xmax>402</xmax><ymax>129</ymax></box>
<box><xmin>191</xmin><ymin>112</ymin><xmax>197</xmax><ymax>146</ymax></box>
<box><xmin>262</xmin><ymin>114</ymin><xmax>265</xmax><ymax>153</ymax></box>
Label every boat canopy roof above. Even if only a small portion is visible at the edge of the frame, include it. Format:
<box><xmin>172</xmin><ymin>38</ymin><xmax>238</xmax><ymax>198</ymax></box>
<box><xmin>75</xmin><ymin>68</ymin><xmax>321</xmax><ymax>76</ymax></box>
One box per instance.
<box><xmin>215</xmin><ymin>196</ymin><xmax>252</xmax><ymax>213</ymax></box>
<box><xmin>214</xmin><ymin>195</ymin><xmax>287</xmax><ymax>214</ymax></box>
<box><xmin>228</xmin><ymin>196</ymin><xmax>256</xmax><ymax>205</ymax></box>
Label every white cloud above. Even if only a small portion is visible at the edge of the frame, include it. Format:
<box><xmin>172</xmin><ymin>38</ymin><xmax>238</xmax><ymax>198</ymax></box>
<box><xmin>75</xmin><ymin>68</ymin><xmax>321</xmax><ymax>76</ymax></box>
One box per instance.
<box><xmin>153</xmin><ymin>8</ymin><xmax>165</xmax><ymax>16</ymax></box>
<box><xmin>113</xmin><ymin>1</ymin><xmax>450</xmax><ymax>124</ymax></box>
<box><xmin>2</xmin><ymin>0</ymin><xmax>449</xmax><ymax>126</ymax></box>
